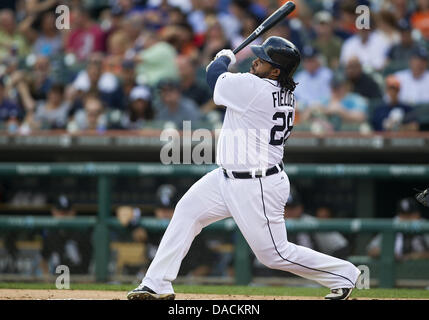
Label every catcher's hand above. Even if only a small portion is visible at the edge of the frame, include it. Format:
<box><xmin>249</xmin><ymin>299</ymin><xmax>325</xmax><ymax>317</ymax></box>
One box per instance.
<box><xmin>415</xmin><ymin>188</ymin><xmax>429</xmax><ymax>207</ymax></box>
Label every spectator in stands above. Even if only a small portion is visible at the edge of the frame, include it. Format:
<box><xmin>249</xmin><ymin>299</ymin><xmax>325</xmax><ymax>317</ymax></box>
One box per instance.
<box><xmin>283</xmin><ymin>187</ymin><xmax>316</xmax><ymax>250</ymax></box>
<box><xmin>0</xmin><ymin>78</ymin><xmax>22</xmax><ymax>132</ymax></box>
<box><xmin>135</xmin><ymin>31</ymin><xmax>179</xmax><ymax>87</ymax></box>
<box><xmin>120</xmin><ymin>10</ymin><xmax>144</xmax><ymax>44</ymax></box>
<box><xmin>230</xmin><ymin>9</ymin><xmax>262</xmax><ymax>68</ymax></box>
<box><xmin>68</xmin><ymin>95</ymin><xmax>108</xmax><ymax>132</ymax></box>
<box><xmin>176</xmin><ymin>55</ymin><xmax>211</xmax><ymax>107</ymax></box>
<box><xmin>154</xmin><ymin>79</ymin><xmax>202</xmax><ymax>129</ymax></box>
<box><xmin>297</xmin><ymin>2</ymin><xmax>319</xmax><ymax>44</ymax></box>
<box><xmin>333</xmin><ymin>0</ymin><xmax>359</xmax><ymax>40</ymax></box>
<box><xmin>0</xmin><ymin>8</ymin><xmax>30</xmax><ymax>61</ymax></box>
<box><xmin>70</xmin><ymin>53</ymin><xmax>124</xmax><ymax>111</ymax></box>
<box><xmin>22</xmin><ymin>0</ymin><xmax>58</xmax><ymax>17</ymax></box>
<box><xmin>112</xmin><ymin>0</ymin><xmax>145</xmax><ymax>16</ymax></box>
<box><xmin>188</xmin><ymin>0</ymin><xmax>240</xmax><ymax>44</ymax></box>
<box><xmin>386</xmin><ymin>19</ymin><xmax>421</xmax><ymax>74</ymax></box>
<box><xmin>33</xmin><ymin>84</ymin><xmax>71</xmax><ymax>130</ymax></box>
<box><xmin>300</xmin><ymin>75</ymin><xmax>368</xmax><ymax>131</ymax></box>
<box><xmin>17</xmin><ymin>81</ymin><xmax>71</xmax><ymax>131</ymax></box>
<box><xmin>375</xmin><ymin>10</ymin><xmax>401</xmax><ymax>48</ymax></box>
<box><xmin>345</xmin><ymin>57</ymin><xmax>383</xmax><ymax>100</ymax></box>
<box><xmin>340</xmin><ymin>25</ymin><xmax>391</xmax><ymax>71</ymax></box>
<box><xmin>166</xmin><ymin>6</ymin><xmax>189</xmax><ymax>26</ymax></box>
<box><xmin>387</xmin><ymin>0</ymin><xmax>413</xmax><ymax>22</ymax></box>
<box><xmin>312</xmin><ymin>10</ymin><xmax>343</xmax><ymax>69</ymax></box>
<box><xmin>115</xmin><ymin>204</ymin><xmax>146</xmax><ymax>245</ymax></box>
<box><xmin>284</xmin><ymin>190</ymin><xmax>351</xmax><ymax>260</ymax></box>
<box><xmin>122</xmin><ymin>86</ymin><xmax>154</xmax><ymax>129</ymax></box>
<box><xmin>282</xmin><ymin>189</ymin><xmax>348</xmax><ymax>260</ymax></box>
<box><xmin>224</xmin><ymin>0</ymin><xmax>258</xmax><ymax>44</ymax></box>
<box><xmin>313</xmin><ymin>204</ymin><xmax>351</xmax><ymax>259</ymax></box>
<box><xmin>27</xmin><ymin>55</ymin><xmax>53</xmax><ymax>101</ymax></box>
<box><xmin>160</xmin><ymin>23</ymin><xmax>198</xmax><ymax>59</ymax></box>
<box><xmin>294</xmin><ymin>46</ymin><xmax>333</xmax><ymax>111</ymax></box>
<box><xmin>372</xmin><ymin>75</ymin><xmax>418</xmax><ymax>131</ymax></box>
<box><xmin>40</xmin><ymin>194</ymin><xmax>93</xmax><ymax>276</ymax></box>
<box><xmin>31</xmin><ymin>11</ymin><xmax>63</xmax><ymax>58</ymax></box>
<box><xmin>119</xmin><ymin>60</ymin><xmax>138</xmax><ymax>100</ymax></box>
<box><xmin>411</xmin><ymin>0</ymin><xmax>429</xmax><ymax>41</ymax></box>
<box><xmin>263</xmin><ymin>20</ymin><xmax>303</xmax><ymax>53</ymax></box>
<box><xmin>105</xmin><ymin>29</ymin><xmax>133</xmax><ymax>77</ymax></box>
<box><xmin>0</xmin><ymin>48</ymin><xmax>19</xmax><ymax>83</ymax></box>
<box><xmin>367</xmin><ymin>197</ymin><xmax>429</xmax><ymax>261</ymax></box>
<box><xmin>66</xmin><ymin>6</ymin><xmax>106</xmax><ymax>62</ymax></box>
<box><xmin>200</xmin><ymin>18</ymin><xmax>232</xmax><ymax>67</ymax></box>
<box><xmin>394</xmin><ymin>46</ymin><xmax>429</xmax><ymax>106</ymax></box>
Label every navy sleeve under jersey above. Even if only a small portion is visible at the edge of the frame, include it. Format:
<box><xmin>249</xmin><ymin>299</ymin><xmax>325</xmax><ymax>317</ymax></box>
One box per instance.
<box><xmin>206</xmin><ymin>56</ymin><xmax>231</xmax><ymax>92</ymax></box>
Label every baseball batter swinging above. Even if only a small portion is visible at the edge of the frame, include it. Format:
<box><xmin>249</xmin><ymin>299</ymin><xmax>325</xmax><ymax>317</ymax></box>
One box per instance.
<box><xmin>127</xmin><ymin>36</ymin><xmax>361</xmax><ymax>300</ymax></box>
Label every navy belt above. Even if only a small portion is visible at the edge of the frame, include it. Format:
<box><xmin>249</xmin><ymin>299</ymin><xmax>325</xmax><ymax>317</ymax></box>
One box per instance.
<box><xmin>222</xmin><ymin>163</ymin><xmax>284</xmax><ymax>179</ymax></box>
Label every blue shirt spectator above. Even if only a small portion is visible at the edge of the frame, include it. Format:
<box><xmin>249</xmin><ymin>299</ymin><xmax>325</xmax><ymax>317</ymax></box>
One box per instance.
<box><xmin>318</xmin><ymin>76</ymin><xmax>368</xmax><ymax>128</ymax></box>
<box><xmin>32</xmin><ymin>11</ymin><xmax>63</xmax><ymax>57</ymax></box>
<box><xmin>294</xmin><ymin>46</ymin><xmax>333</xmax><ymax>110</ymax></box>
<box><xmin>154</xmin><ymin>80</ymin><xmax>202</xmax><ymax>129</ymax></box>
<box><xmin>0</xmin><ymin>98</ymin><xmax>22</xmax><ymax>122</ymax></box>
<box><xmin>335</xmin><ymin>93</ymin><xmax>368</xmax><ymax>114</ymax></box>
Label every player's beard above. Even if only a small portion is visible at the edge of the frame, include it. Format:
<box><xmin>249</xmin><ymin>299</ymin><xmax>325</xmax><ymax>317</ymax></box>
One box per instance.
<box><xmin>250</xmin><ymin>67</ymin><xmax>272</xmax><ymax>79</ymax></box>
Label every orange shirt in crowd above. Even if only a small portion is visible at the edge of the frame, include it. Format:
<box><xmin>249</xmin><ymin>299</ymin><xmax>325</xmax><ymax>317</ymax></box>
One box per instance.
<box><xmin>411</xmin><ymin>11</ymin><xmax>429</xmax><ymax>39</ymax></box>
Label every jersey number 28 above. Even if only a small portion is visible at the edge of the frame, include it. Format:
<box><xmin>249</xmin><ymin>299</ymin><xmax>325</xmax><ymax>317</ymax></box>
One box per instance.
<box><xmin>269</xmin><ymin>111</ymin><xmax>293</xmax><ymax>146</ymax></box>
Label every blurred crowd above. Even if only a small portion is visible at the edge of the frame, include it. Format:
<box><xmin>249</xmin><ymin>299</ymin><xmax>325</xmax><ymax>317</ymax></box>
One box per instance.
<box><xmin>1</xmin><ymin>0</ymin><xmax>429</xmax><ymax>134</ymax></box>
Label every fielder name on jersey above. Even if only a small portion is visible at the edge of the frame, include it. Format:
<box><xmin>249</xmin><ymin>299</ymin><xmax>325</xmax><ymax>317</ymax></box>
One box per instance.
<box><xmin>214</xmin><ymin>72</ymin><xmax>295</xmax><ymax>171</ymax></box>
<box><xmin>272</xmin><ymin>88</ymin><xmax>295</xmax><ymax>108</ymax></box>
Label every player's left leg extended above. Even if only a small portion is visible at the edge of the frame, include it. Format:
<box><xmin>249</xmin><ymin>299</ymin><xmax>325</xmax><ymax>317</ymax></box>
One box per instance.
<box><xmin>222</xmin><ymin>171</ymin><xmax>361</xmax><ymax>290</ymax></box>
<box><xmin>138</xmin><ymin>168</ymin><xmax>231</xmax><ymax>295</ymax></box>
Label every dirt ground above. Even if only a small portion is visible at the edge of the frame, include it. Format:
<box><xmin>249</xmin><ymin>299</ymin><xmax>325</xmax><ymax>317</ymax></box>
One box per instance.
<box><xmin>0</xmin><ymin>289</ymin><xmax>323</xmax><ymax>300</ymax></box>
<box><xmin>1</xmin><ymin>289</ymin><xmax>426</xmax><ymax>300</ymax></box>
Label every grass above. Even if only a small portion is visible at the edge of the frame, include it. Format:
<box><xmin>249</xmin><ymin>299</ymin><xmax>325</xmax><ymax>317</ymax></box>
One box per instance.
<box><xmin>0</xmin><ymin>282</ymin><xmax>428</xmax><ymax>299</ymax></box>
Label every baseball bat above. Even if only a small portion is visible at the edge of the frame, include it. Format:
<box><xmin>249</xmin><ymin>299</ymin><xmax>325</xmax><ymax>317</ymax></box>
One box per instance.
<box><xmin>232</xmin><ymin>1</ymin><xmax>296</xmax><ymax>55</ymax></box>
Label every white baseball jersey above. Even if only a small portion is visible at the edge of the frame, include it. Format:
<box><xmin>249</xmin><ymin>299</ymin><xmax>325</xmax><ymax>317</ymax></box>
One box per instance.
<box><xmin>214</xmin><ymin>72</ymin><xmax>296</xmax><ymax>171</ymax></box>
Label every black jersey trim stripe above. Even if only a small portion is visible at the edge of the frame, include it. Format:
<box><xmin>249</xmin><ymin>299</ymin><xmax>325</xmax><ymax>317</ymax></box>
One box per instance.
<box><xmin>262</xmin><ymin>79</ymin><xmax>280</xmax><ymax>87</ymax></box>
<box><xmin>258</xmin><ymin>178</ymin><xmax>355</xmax><ymax>287</ymax></box>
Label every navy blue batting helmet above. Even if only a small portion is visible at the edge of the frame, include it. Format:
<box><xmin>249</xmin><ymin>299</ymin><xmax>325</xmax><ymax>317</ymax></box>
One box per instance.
<box><xmin>251</xmin><ymin>36</ymin><xmax>301</xmax><ymax>78</ymax></box>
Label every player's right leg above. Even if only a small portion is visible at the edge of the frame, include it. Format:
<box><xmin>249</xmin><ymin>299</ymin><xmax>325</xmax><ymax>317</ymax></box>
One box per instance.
<box><xmin>128</xmin><ymin>168</ymin><xmax>230</xmax><ymax>300</ymax></box>
<box><xmin>222</xmin><ymin>172</ymin><xmax>360</xmax><ymax>297</ymax></box>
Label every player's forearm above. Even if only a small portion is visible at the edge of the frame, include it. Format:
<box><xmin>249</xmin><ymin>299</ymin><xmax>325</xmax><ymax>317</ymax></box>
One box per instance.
<box><xmin>206</xmin><ymin>56</ymin><xmax>231</xmax><ymax>92</ymax></box>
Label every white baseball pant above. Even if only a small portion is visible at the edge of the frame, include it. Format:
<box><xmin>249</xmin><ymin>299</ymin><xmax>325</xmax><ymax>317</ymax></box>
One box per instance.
<box><xmin>142</xmin><ymin>168</ymin><xmax>361</xmax><ymax>294</ymax></box>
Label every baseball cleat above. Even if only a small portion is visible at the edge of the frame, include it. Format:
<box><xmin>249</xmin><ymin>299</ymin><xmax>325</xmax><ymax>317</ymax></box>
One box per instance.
<box><xmin>324</xmin><ymin>288</ymin><xmax>353</xmax><ymax>300</ymax></box>
<box><xmin>127</xmin><ymin>285</ymin><xmax>175</xmax><ymax>300</ymax></box>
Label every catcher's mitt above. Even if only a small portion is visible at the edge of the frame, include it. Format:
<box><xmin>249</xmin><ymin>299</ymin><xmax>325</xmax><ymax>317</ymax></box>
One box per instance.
<box><xmin>415</xmin><ymin>188</ymin><xmax>429</xmax><ymax>207</ymax></box>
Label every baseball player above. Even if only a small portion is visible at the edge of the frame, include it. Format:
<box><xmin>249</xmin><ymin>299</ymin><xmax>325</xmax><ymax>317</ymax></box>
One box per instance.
<box><xmin>127</xmin><ymin>36</ymin><xmax>361</xmax><ymax>300</ymax></box>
